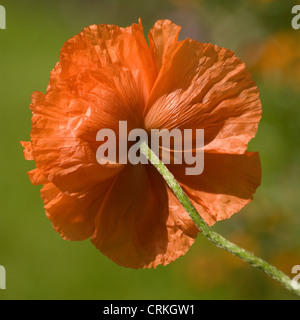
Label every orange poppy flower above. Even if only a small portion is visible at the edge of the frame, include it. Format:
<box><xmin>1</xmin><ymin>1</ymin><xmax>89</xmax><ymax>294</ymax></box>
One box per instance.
<box><xmin>21</xmin><ymin>19</ymin><xmax>262</xmax><ymax>269</ymax></box>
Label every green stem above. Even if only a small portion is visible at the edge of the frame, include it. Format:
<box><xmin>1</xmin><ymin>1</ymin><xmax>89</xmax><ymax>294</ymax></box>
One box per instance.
<box><xmin>140</xmin><ymin>141</ymin><xmax>300</xmax><ymax>297</ymax></box>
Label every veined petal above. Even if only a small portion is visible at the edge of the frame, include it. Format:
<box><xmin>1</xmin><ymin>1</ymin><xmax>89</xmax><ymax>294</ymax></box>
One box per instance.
<box><xmin>148</xmin><ymin>19</ymin><xmax>181</xmax><ymax>73</ymax></box>
<box><xmin>169</xmin><ymin>152</ymin><xmax>261</xmax><ymax>224</ymax></box>
<box><xmin>144</xmin><ymin>39</ymin><xmax>262</xmax><ymax>154</ymax></box>
<box><xmin>28</xmin><ymin>169</ymin><xmax>48</xmax><ymax>185</ymax></box>
<box><xmin>41</xmin><ymin>180</ymin><xmax>113</xmax><ymax>241</ymax></box>
<box><xmin>29</xmin><ymin>89</ymin><xmax>123</xmax><ymax>196</ymax></box>
<box><xmin>58</xmin><ymin>19</ymin><xmax>157</xmax><ymax>115</ymax></box>
<box><xmin>20</xmin><ymin>141</ymin><xmax>34</xmax><ymax>160</ymax></box>
<box><xmin>91</xmin><ymin>164</ymin><xmax>198</xmax><ymax>269</ymax></box>
<box><xmin>29</xmin><ymin>20</ymin><xmax>158</xmax><ymax>196</ymax></box>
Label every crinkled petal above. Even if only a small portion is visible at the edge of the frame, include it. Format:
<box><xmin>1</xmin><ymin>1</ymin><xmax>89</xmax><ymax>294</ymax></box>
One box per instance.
<box><xmin>58</xmin><ymin>19</ymin><xmax>156</xmax><ymax>113</ymax></box>
<box><xmin>169</xmin><ymin>152</ymin><xmax>261</xmax><ymax>225</ymax></box>
<box><xmin>165</xmin><ymin>188</ymin><xmax>199</xmax><ymax>259</ymax></box>
<box><xmin>29</xmin><ymin>89</ymin><xmax>123</xmax><ymax>196</ymax></box>
<box><xmin>29</xmin><ymin>20</ymin><xmax>157</xmax><ymax>196</ymax></box>
<box><xmin>40</xmin><ymin>180</ymin><xmax>113</xmax><ymax>241</ymax></box>
<box><xmin>144</xmin><ymin>39</ymin><xmax>262</xmax><ymax>154</ymax></box>
<box><xmin>20</xmin><ymin>141</ymin><xmax>34</xmax><ymax>160</ymax></box>
<box><xmin>20</xmin><ymin>140</ymin><xmax>48</xmax><ymax>185</ymax></box>
<box><xmin>148</xmin><ymin>19</ymin><xmax>181</xmax><ymax>73</ymax></box>
<box><xmin>27</xmin><ymin>169</ymin><xmax>48</xmax><ymax>185</ymax></box>
<box><xmin>91</xmin><ymin>164</ymin><xmax>198</xmax><ymax>269</ymax></box>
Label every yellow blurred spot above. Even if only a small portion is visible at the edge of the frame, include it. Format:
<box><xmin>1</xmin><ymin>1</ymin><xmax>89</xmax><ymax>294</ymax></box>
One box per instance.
<box><xmin>254</xmin><ymin>31</ymin><xmax>300</xmax><ymax>86</ymax></box>
<box><xmin>185</xmin><ymin>255</ymin><xmax>228</xmax><ymax>289</ymax></box>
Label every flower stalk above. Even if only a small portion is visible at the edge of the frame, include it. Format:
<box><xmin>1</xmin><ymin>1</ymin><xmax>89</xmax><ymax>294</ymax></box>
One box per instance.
<box><xmin>140</xmin><ymin>141</ymin><xmax>300</xmax><ymax>297</ymax></box>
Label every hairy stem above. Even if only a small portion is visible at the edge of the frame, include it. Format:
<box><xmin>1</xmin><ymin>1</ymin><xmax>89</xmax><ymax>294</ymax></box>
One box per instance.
<box><xmin>140</xmin><ymin>141</ymin><xmax>300</xmax><ymax>297</ymax></box>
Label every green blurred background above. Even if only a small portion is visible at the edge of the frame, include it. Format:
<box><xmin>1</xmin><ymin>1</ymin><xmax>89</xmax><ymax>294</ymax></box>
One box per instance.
<box><xmin>0</xmin><ymin>0</ymin><xmax>299</xmax><ymax>300</ymax></box>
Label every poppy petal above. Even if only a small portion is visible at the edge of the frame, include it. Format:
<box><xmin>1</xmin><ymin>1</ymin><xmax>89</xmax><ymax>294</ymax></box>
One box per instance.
<box><xmin>148</xmin><ymin>19</ymin><xmax>181</xmax><ymax>72</ymax></box>
<box><xmin>29</xmin><ymin>84</ymin><xmax>124</xmax><ymax>197</ymax></box>
<box><xmin>91</xmin><ymin>164</ymin><xmax>198</xmax><ymax>268</ymax></box>
<box><xmin>20</xmin><ymin>141</ymin><xmax>34</xmax><ymax>160</ymax></box>
<box><xmin>144</xmin><ymin>39</ymin><xmax>262</xmax><ymax>154</ymax></box>
<box><xmin>169</xmin><ymin>152</ymin><xmax>261</xmax><ymax>225</ymax></box>
<box><xmin>165</xmin><ymin>188</ymin><xmax>199</xmax><ymax>258</ymax></box>
<box><xmin>40</xmin><ymin>181</ymin><xmax>113</xmax><ymax>241</ymax></box>
<box><xmin>27</xmin><ymin>169</ymin><xmax>48</xmax><ymax>185</ymax></box>
<box><xmin>29</xmin><ymin>20</ymin><xmax>159</xmax><ymax>196</ymax></box>
<box><xmin>59</xmin><ymin>19</ymin><xmax>156</xmax><ymax>112</ymax></box>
